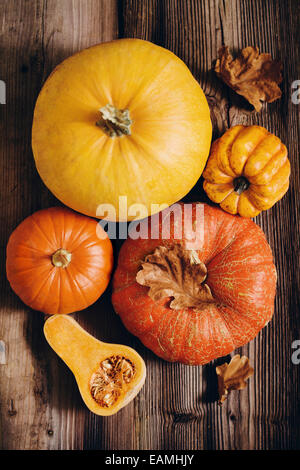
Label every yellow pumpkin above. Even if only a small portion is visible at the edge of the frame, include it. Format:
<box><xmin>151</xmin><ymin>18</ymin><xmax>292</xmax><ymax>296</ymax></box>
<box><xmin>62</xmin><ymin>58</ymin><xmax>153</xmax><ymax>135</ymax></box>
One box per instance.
<box><xmin>203</xmin><ymin>125</ymin><xmax>290</xmax><ymax>217</ymax></box>
<box><xmin>32</xmin><ymin>39</ymin><xmax>212</xmax><ymax>221</ymax></box>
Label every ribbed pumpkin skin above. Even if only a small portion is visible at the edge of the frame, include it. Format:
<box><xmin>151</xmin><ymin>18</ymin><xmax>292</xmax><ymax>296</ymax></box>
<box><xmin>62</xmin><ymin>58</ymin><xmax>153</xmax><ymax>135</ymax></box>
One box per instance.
<box><xmin>112</xmin><ymin>203</ymin><xmax>277</xmax><ymax>365</ymax></box>
<box><xmin>203</xmin><ymin>125</ymin><xmax>290</xmax><ymax>217</ymax></box>
<box><xmin>32</xmin><ymin>39</ymin><xmax>212</xmax><ymax>221</ymax></box>
<box><xmin>6</xmin><ymin>207</ymin><xmax>113</xmax><ymax>314</ymax></box>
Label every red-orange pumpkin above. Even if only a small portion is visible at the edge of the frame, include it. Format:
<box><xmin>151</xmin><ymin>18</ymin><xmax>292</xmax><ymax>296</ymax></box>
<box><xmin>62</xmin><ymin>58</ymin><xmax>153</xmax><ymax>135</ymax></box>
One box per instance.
<box><xmin>112</xmin><ymin>203</ymin><xmax>277</xmax><ymax>365</ymax></box>
<box><xmin>6</xmin><ymin>207</ymin><xmax>113</xmax><ymax>314</ymax></box>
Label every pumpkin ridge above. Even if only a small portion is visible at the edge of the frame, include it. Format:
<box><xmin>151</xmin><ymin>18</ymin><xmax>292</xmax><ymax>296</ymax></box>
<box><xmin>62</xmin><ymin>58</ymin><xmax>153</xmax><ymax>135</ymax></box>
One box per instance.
<box><xmin>67</xmin><ymin>132</ymin><xmax>109</xmax><ymax>170</ymax></box>
<box><xmin>125</xmin><ymin>294</ymin><xmax>161</xmax><ymax>337</ymax></box>
<box><xmin>56</xmin><ymin>267</ymin><xmax>63</xmax><ymax>314</ymax></box>
<box><xmin>25</xmin><ymin>267</ymin><xmax>56</xmax><ymax>307</ymax></box>
<box><xmin>12</xmin><ymin>242</ymin><xmax>46</xmax><ymax>254</ymax></box>
<box><xmin>58</xmin><ymin>208</ymin><xmax>66</xmax><ymax>249</ymax></box>
<box><xmin>30</xmin><ymin>216</ymin><xmax>56</xmax><ymax>249</ymax></box>
<box><xmin>246</xmin><ymin>144</ymin><xmax>287</xmax><ymax>179</ymax></box>
<box><xmin>93</xmin><ymin>136</ymin><xmax>116</xmax><ymax>178</ymax></box>
<box><xmin>63</xmin><ymin>263</ymin><xmax>90</xmax><ymax>309</ymax></box>
<box><xmin>12</xmin><ymin>255</ymin><xmax>49</xmax><ymax>262</ymax></box>
<box><xmin>242</xmin><ymin>133</ymin><xmax>282</xmax><ymax>175</ymax></box>
<box><xmin>43</xmin><ymin>209</ymin><xmax>60</xmax><ymax>248</ymax></box>
<box><xmin>123</xmin><ymin>58</ymin><xmax>177</xmax><ymax>111</ymax></box>
<box><xmin>250</xmin><ymin>160</ymin><xmax>291</xmax><ymax>194</ymax></box>
<box><xmin>158</xmin><ymin>308</ymin><xmax>183</xmax><ymax>360</ymax></box>
<box><xmin>139</xmin><ymin>308</ymin><xmax>169</xmax><ymax>356</ymax></box>
<box><xmin>215</xmin><ymin>223</ymin><xmax>272</xmax><ymax>259</ymax></box>
<box><xmin>249</xmin><ymin>181</ymin><xmax>290</xmax><ymax>210</ymax></box>
<box><xmin>229</xmin><ymin>127</ymin><xmax>251</xmax><ymax>174</ymax></box>
<box><xmin>111</xmin><ymin>277</ymin><xmax>136</xmax><ymax>295</ymax></box>
<box><xmin>218</xmin><ymin>304</ymin><xmax>272</xmax><ymax>334</ymax></box>
<box><xmin>179</xmin><ymin>309</ymin><xmax>202</xmax><ymax>363</ymax></box>
<box><xmin>218</xmin><ymin>126</ymin><xmax>245</xmax><ymax>176</ymax></box>
<box><xmin>9</xmin><ymin>262</ymin><xmax>52</xmax><ymax>276</ymax></box>
<box><xmin>39</xmin><ymin>276</ymin><xmax>60</xmax><ymax>314</ymax></box>
<box><xmin>247</xmin><ymin>144</ymin><xmax>288</xmax><ymax>184</ymax></box>
<box><xmin>56</xmin><ymin>206</ymin><xmax>66</xmax><ymax>248</ymax></box>
<box><xmin>154</xmin><ymin>307</ymin><xmax>180</xmax><ymax>356</ymax></box>
<box><xmin>209</xmin><ymin>306</ymin><xmax>235</xmax><ymax>355</ymax></box>
<box><xmin>67</xmin><ymin>261</ymin><xmax>97</xmax><ymax>292</ymax></box>
<box><xmin>203</xmin><ymin>181</ymin><xmax>235</xmax><ymax>204</ymax></box>
<box><xmin>238</xmin><ymin>131</ymin><xmax>270</xmax><ymax>176</ymax></box>
<box><xmin>204</xmin><ymin>216</ymin><xmax>244</xmax><ymax>264</ymax></box>
<box><xmin>217</xmin><ymin>329</ymin><xmax>236</xmax><ymax>356</ymax></box>
<box><xmin>239</xmin><ymin>191</ymin><xmax>258</xmax><ymax>211</ymax></box>
<box><xmin>7</xmin><ymin>265</ymin><xmax>53</xmax><ymax>302</ymax></box>
<box><xmin>175</xmin><ymin>309</ymin><xmax>191</xmax><ymax>363</ymax></box>
<box><xmin>64</xmin><ymin>218</ymin><xmax>94</xmax><ymax>251</ymax></box>
<box><xmin>206</xmin><ymin>268</ymin><xmax>276</xmax><ymax>317</ymax></box>
<box><xmin>60</xmin><ymin>206</ymin><xmax>75</xmax><ymax>248</ymax></box>
<box><xmin>126</xmin><ymin>134</ymin><xmax>167</xmax><ymax>173</ymax></box>
<box><xmin>73</xmin><ymin>242</ymin><xmax>106</xmax><ymax>254</ymax></box>
<box><xmin>118</xmin><ymin>139</ymin><xmax>149</xmax><ymax>206</ymax></box>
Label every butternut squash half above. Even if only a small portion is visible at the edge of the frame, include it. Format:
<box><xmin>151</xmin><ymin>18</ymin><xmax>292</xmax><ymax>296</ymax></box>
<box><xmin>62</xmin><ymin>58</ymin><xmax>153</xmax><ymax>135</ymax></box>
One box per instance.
<box><xmin>44</xmin><ymin>315</ymin><xmax>146</xmax><ymax>416</ymax></box>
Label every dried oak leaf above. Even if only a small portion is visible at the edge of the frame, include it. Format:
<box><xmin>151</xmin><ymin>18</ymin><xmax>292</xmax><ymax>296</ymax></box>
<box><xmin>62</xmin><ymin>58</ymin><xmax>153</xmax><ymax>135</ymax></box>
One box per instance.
<box><xmin>216</xmin><ymin>354</ymin><xmax>254</xmax><ymax>405</ymax></box>
<box><xmin>136</xmin><ymin>244</ymin><xmax>214</xmax><ymax>310</ymax></box>
<box><xmin>215</xmin><ymin>45</ymin><xmax>283</xmax><ymax>112</ymax></box>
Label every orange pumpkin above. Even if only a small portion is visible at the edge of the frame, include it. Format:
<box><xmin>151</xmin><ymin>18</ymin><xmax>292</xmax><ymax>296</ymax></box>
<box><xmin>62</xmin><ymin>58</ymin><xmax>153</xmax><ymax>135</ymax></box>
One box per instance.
<box><xmin>112</xmin><ymin>203</ymin><xmax>277</xmax><ymax>365</ymax></box>
<box><xmin>6</xmin><ymin>207</ymin><xmax>113</xmax><ymax>314</ymax></box>
<box><xmin>32</xmin><ymin>39</ymin><xmax>212</xmax><ymax>221</ymax></box>
<box><xmin>203</xmin><ymin>125</ymin><xmax>290</xmax><ymax>217</ymax></box>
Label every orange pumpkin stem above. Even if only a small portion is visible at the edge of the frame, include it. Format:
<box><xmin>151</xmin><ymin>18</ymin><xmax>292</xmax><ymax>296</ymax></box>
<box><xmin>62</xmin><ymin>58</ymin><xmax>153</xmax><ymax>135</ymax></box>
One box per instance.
<box><xmin>96</xmin><ymin>103</ymin><xmax>132</xmax><ymax>137</ymax></box>
<box><xmin>51</xmin><ymin>248</ymin><xmax>72</xmax><ymax>268</ymax></box>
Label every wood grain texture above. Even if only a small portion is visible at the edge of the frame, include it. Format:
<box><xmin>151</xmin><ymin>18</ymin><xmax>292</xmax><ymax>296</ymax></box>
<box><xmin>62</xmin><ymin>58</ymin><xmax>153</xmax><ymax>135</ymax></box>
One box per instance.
<box><xmin>0</xmin><ymin>0</ymin><xmax>299</xmax><ymax>450</ymax></box>
<box><xmin>0</xmin><ymin>0</ymin><xmax>119</xmax><ymax>450</ymax></box>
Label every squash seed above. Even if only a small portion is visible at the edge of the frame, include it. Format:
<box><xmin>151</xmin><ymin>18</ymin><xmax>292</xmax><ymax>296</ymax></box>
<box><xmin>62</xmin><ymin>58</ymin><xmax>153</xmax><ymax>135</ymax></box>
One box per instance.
<box><xmin>90</xmin><ymin>355</ymin><xmax>135</xmax><ymax>408</ymax></box>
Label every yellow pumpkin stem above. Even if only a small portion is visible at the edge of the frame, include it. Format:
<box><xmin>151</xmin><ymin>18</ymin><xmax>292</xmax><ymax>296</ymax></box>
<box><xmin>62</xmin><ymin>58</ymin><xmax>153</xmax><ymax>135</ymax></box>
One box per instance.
<box><xmin>52</xmin><ymin>248</ymin><xmax>72</xmax><ymax>268</ymax></box>
<box><xmin>96</xmin><ymin>103</ymin><xmax>132</xmax><ymax>137</ymax></box>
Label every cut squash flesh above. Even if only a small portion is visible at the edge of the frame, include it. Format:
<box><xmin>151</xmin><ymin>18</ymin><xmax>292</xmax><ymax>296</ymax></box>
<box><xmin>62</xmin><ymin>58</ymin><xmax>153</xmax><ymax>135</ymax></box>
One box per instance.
<box><xmin>44</xmin><ymin>315</ymin><xmax>146</xmax><ymax>416</ymax></box>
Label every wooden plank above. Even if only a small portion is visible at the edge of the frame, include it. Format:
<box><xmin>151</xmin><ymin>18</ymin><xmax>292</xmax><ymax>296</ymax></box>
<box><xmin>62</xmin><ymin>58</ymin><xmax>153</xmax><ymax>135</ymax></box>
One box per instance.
<box><xmin>0</xmin><ymin>0</ymin><xmax>118</xmax><ymax>450</ymax></box>
<box><xmin>0</xmin><ymin>0</ymin><xmax>299</xmax><ymax>450</ymax></box>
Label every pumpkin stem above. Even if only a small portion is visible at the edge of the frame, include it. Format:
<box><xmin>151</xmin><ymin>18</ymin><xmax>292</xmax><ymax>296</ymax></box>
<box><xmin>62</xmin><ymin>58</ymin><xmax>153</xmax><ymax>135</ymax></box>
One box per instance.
<box><xmin>52</xmin><ymin>248</ymin><xmax>72</xmax><ymax>268</ymax></box>
<box><xmin>96</xmin><ymin>104</ymin><xmax>132</xmax><ymax>137</ymax></box>
<box><xmin>234</xmin><ymin>176</ymin><xmax>250</xmax><ymax>195</ymax></box>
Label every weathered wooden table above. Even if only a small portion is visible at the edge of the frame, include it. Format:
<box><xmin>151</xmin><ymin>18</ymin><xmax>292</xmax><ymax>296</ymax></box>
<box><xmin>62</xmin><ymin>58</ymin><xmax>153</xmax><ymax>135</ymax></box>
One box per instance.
<box><xmin>0</xmin><ymin>0</ymin><xmax>299</xmax><ymax>450</ymax></box>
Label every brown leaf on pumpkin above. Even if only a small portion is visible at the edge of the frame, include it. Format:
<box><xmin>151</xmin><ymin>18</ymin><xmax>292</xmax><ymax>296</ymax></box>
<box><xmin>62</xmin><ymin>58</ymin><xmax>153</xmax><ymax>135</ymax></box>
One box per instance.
<box><xmin>216</xmin><ymin>354</ymin><xmax>254</xmax><ymax>405</ymax></box>
<box><xmin>215</xmin><ymin>45</ymin><xmax>283</xmax><ymax>112</ymax></box>
<box><xmin>136</xmin><ymin>244</ymin><xmax>214</xmax><ymax>310</ymax></box>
